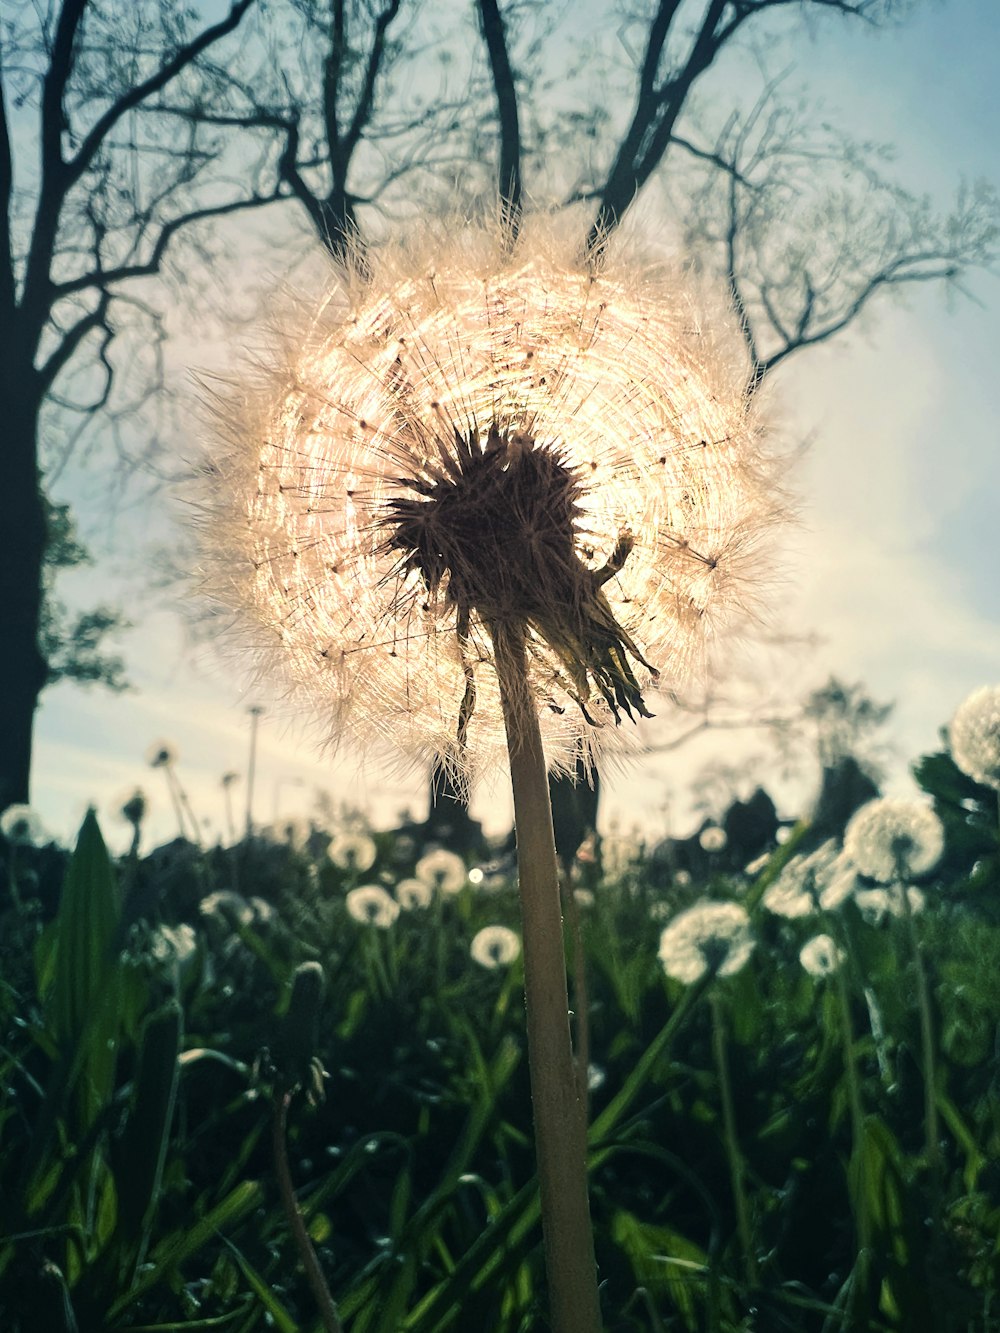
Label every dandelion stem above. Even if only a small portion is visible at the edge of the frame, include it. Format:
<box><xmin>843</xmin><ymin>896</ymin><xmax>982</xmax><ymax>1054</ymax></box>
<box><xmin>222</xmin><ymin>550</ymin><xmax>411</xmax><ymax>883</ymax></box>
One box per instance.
<box><xmin>709</xmin><ymin>991</ymin><xmax>757</xmax><ymax>1289</ymax></box>
<box><xmin>272</xmin><ymin>1090</ymin><xmax>344</xmax><ymax>1333</ymax></box>
<box><xmin>899</xmin><ymin>885</ymin><xmax>940</xmax><ymax>1181</ymax></box>
<box><xmin>491</xmin><ymin>618</ymin><xmax>602</xmax><ymax>1333</ymax></box>
<box><xmin>833</xmin><ymin>954</ymin><xmax>873</xmax><ymax>1319</ymax></box>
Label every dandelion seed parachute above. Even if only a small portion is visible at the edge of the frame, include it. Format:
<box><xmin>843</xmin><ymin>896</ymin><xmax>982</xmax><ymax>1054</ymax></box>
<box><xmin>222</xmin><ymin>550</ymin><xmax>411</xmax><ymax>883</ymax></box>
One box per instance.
<box><xmin>197</xmin><ymin>221</ymin><xmax>788</xmax><ymax>787</ymax></box>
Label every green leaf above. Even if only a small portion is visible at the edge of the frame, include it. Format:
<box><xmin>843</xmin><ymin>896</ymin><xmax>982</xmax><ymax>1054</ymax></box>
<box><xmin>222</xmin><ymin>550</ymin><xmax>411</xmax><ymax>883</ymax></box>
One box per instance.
<box><xmin>108</xmin><ymin>1180</ymin><xmax>263</xmax><ymax>1321</ymax></box>
<box><xmin>221</xmin><ymin>1236</ymin><xmax>299</xmax><ymax>1333</ymax></box>
<box><xmin>612</xmin><ymin>1209</ymin><xmax>708</xmax><ymax>1331</ymax></box>
<box><xmin>114</xmin><ymin>1000</ymin><xmax>183</xmax><ymax>1266</ymax></box>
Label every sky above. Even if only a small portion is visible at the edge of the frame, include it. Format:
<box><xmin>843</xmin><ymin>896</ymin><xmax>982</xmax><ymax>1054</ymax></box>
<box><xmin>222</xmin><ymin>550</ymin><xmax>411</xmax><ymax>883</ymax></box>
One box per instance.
<box><xmin>25</xmin><ymin>0</ymin><xmax>1000</xmax><ymax>854</ymax></box>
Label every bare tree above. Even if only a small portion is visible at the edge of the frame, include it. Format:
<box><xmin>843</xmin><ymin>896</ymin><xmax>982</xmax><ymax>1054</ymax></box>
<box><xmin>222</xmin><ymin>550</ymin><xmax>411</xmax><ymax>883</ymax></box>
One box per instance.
<box><xmin>0</xmin><ymin>0</ymin><xmax>285</xmax><ymax>811</ymax></box>
<box><xmin>670</xmin><ymin>78</ymin><xmax>997</xmax><ymax>391</ymax></box>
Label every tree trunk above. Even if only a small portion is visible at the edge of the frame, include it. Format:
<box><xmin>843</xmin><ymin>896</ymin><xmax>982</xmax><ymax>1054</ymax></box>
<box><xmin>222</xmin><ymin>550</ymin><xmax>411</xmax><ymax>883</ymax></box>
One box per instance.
<box><xmin>0</xmin><ymin>368</ymin><xmax>48</xmax><ymax>813</ymax></box>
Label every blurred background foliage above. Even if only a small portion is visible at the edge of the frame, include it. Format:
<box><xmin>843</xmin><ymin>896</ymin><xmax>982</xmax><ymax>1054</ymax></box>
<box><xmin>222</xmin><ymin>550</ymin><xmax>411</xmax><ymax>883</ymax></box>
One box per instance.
<box><xmin>1</xmin><ymin>699</ymin><xmax>998</xmax><ymax>1332</ymax></box>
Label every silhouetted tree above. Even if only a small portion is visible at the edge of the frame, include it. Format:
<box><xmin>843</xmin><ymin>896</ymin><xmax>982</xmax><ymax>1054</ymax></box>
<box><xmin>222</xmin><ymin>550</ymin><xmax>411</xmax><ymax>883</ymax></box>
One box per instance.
<box><xmin>0</xmin><ymin>0</ymin><xmax>284</xmax><ymax>810</ymax></box>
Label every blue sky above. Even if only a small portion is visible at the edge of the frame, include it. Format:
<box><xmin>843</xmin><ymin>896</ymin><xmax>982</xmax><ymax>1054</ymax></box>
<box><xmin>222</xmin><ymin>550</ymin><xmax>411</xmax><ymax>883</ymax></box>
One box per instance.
<box><xmin>27</xmin><ymin>0</ymin><xmax>999</xmax><ymax>852</ymax></box>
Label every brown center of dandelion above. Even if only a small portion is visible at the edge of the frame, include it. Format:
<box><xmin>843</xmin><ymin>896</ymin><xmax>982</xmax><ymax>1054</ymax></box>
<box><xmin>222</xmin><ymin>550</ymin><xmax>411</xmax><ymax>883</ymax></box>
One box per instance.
<box><xmin>379</xmin><ymin>422</ymin><xmax>658</xmax><ymax>727</ymax></box>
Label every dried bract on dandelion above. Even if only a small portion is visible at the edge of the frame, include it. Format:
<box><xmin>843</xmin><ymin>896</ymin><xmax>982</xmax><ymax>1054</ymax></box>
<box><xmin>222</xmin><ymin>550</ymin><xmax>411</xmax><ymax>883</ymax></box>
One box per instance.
<box><xmin>196</xmin><ymin>221</ymin><xmax>789</xmax><ymax>785</ymax></box>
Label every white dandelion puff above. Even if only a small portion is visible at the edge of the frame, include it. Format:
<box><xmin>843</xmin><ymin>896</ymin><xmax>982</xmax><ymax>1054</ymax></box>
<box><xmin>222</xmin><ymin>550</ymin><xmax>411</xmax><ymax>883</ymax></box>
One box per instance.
<box><xmin>396</xmin><ymin>877</ymin><xmax>434</xmax><ymax>909</ymax></box>
<box><xmin>151</xmin><ymin>923</ymin><xmax>198</xmax><ymax>967</ymax></box>
<box><xmin>194</xmin><ymin>220</ymin><xmax>790</xmax><ymax>788</ymax></box>
<box><xmin>415</xmin><ymin>848</ymin><xmax>467</xmax><ymax>895</ymax></box>
<box><xmin>657</xmin><ymin>899</ymin><xmax>755</xmax><ymax>985</ymax></box>
<box><xmin>328</xmin><ymin>831</ymin><xmax>378</xmax><ymax>872</ymax></box>
<box><xmin>799</xmin><ymin>934</ymin><xmax>844</xmax><ymax>977</ymax></box>
<box><xmin>346</xmin><ymin>884</ymin><xmax>400</xmax><ymax>928</ymax></box>
<box><xmin>843</xmin><ymin>799</ymin><xmax>944</xmax><ymax>883</ymax></box>
<box><xmin>949</xmin><ymin>685</ymin><xmax>1000</xmax><ymax>790</ymax></box>
<box><xmin>0</xmin><ymin>804</ymin><xmax>49</xmax><ymax>847</ymax></box>
<box><xmin>199</xmin><ymin>890</ymin><xmax>254</xmax><ymax>926</ymax></box>
<box><xmin>762</xmin><ymin>840</ymin><xmax>840</xmax><ymax>919</ymax></box>
<box><xmin>471</xmin><ymin>924</ymin><xmax>522</xmax><ymax>969</ymax></box>
<box><xmin>699</xmin><ymin>825</ymin><xmax>727</xmax><ymax>853</ymax></box>
<box><xmin>855</xmin><ymin>884</ymin><xmax>926</xmax><ymax>926</ymax></box>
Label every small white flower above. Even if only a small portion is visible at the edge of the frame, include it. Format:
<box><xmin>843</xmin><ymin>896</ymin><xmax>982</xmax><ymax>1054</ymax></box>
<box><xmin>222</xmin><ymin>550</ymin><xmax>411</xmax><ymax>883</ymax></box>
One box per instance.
<box><xmin>699</xmin><ymin>825</ymin><xmax>727</xmax><ymax>853</ymax></box>
<box><xmin>470</xmin><ymin>925</ymin><xmax>521</xmax><ymax>969</ymax></box>
<box><xmin>151</xmin><ymin>923</ymin><xmax>198</xmax><ymax>966</ymax></box>
<box><xmin>396</xmin><ymin>877</ymin><xmax>434</xmax><ymax>910</ymax></box>
<box><xmin>818</xmin><ymin>858</ymin><xmax>861</xmax><ymax>911</ymax></box>
<box><xmin>0</xmin><ymin>804</ymin><xmax>49</xmax><ymax>847</ymax></box>
<box><xmin>949</xmin><ymin>685</ymin><xmax>1000</xmax><ymax>790</ymax></box>
<box><xmin>799</xmin><ymin>934</ymin><xmax>844</xmax><ymax>977</ymax></box>
<box><xmin>468</xmin><ymin>867</ymin><xmax>485</xmax><ymax>885</ymax></box>
<box><xmin>415</xmin><ymin>848</ymin><xmax>467</xmax><ymax>895</ymax></box>
<box><xmin>674</xmin><ymin>869</ymin><xmax>692</xmax><ymax>888</ymax></box>
<box><xmin>346</xmin><ymin>884</ymin><xmax>400</xmax><ymax>928</ymax></box>
<box><xmin>744</xmin><ymin>851</ymin><xmax>771</xmax><ymax>876</ymax></box>
<box><xmin>574</xmin><ymin>888</ymin><xmax>595</xmax><ymax>908</ymax></box>
<box><xmin>762</xmin><ymin>875</ymin><xmax>813</xmax><ymax>919</ymax></box>
<box><xmin>328</xmin><ymin>831</ymin><xmax>378</xmax><ymax>873</ymax></box>
<box><xmin>856</xmin><ymin>884</ymin><xmax>925</xmax><ymax>925</ymax></box>
<box><xmin>199</xmin><ymin>890</ymin><xmax>254</xmax><ymax>926</ymax></box>
<box><xmin>249</xmin><ymin>896</ymin><xmax>276</xmax><ymax>924</ymax></box>
<box><xmin>844</xmin><ymin>799</ymin><xmax>944</xmax><ymax>883</ymax></box>
<box><xmin>657</xmin><ymin>900</ymin><xmax>755</xmax><ymax>985</ymax></box>
<box><xmin>762</xmin><ymin>840</ymin><xmax>840</xmax><ymax>919</ymax></box>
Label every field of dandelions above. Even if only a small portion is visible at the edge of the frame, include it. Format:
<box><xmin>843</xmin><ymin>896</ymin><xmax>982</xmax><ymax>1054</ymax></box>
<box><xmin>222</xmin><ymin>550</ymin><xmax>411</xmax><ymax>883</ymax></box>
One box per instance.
<box><xmin>1</xmin><ymin>686</ymin><xmax>999</xmax><ymax>1333</ymax></box>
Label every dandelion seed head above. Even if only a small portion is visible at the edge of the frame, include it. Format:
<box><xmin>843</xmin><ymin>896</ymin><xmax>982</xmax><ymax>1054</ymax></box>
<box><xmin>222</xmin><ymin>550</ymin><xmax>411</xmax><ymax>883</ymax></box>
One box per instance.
<box><xmin>199</xmin><ymin>890</ymin><xmax>254</xmax><ymax>926</ymax></box>
<box><xmin>843</xmin><ymin>799</ymin><xmax>944</xmax><ymax>883</ymax></box>
<box><xmin>196</xmin><ymin>219</ymin><xmax>790</xmax><ymax>786</ymax></box>
<box><xmin>146</xmin><ymin>741</ymin><xmax>177</xmax><ymax>769</ymax></box>
<box><xmin>118</xmin><ymin>789</ymin><xmax>148</xmax><ymax>828</ymax></box>
<box><xmin>855</xmin><ymin>884</ymin><xmax>925</xmax><ymax>925</ymax></box>
<box><xmin>470</xmin><ymin>924</ymin><xmax>521</xmax><ymax>969</ymax></box>
<box><xmin>328</xmin><ymin>831</ymin><xmax>378</xmax><ymax>872</ymax></box>
<box><xmin>657</xmin><ymin>899</ymin><xmax>754</xmax><ymax>984</ymax></box>
<box><xmin>346</xmin><ymin>884</ymin><xmax>400</xmax><ymax>927</ymax></box>
<box><xmin>415</xmin><ymin>847</ymin><xmax>467</xmax><ymax>894</ymax></box>
<box><xmin>0</xmin><ymin>803</ymin><xmax>49</xmax><ymax>847</ymax></box>
<box><xmin>396</xmin><ymin>876</ymin><xmax>434</xmax><ymax>909</ymax></box>
<box><xmin>699</xmin><ymin>824</ymin><xmax>727</xmax><ymax>852</ymax></box>
<box><xmin>762</xmin><ymin>840</ymin><xmax>841</xmax><ymax>918</ymax></box>
<box><xmin>799</xmin><ymin>933</ymin><xmax>844</xmax><ymax>977</ymax></box>
<box><xmin>949</xmin><ymin>685</ymin><xmax>1000</xmax><ymax>790</ymax></box>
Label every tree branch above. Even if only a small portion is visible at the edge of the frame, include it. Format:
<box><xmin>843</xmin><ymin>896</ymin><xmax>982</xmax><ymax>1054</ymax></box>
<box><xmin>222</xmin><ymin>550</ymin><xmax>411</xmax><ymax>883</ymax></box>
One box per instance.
<box><xmin>48</xmin><ymin>188</ymin><xmax>286</xmax><ymax>302</ymax></box>
<box><xmin>65</xmin><ymin>0</ymin><xmax>257</xmax><ymax>190</ymax></box>
<box><xmin>37</xmin><ymin>289</ymin><xmax>111</xmax><ymax>395</ymax></box>
<box><xmin>345</xmin><ymin>0</ymin><xmax>402</xmax><ymax>159</ymax></box>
